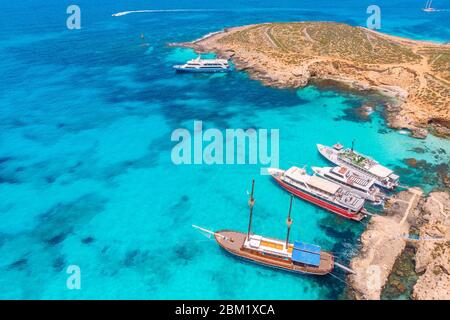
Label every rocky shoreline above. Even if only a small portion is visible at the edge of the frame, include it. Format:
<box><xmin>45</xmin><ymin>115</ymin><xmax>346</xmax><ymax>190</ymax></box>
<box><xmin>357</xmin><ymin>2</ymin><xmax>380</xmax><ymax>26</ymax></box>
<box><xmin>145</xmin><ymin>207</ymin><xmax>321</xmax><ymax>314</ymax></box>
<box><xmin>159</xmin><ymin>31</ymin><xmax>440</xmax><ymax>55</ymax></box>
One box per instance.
<box><xmin>412</xmin><ymin>192</ymin><xmax>450</xmax><ymax>299</ymax></box>
<box><xmin>348</xmin><ymin>189</ymin><xmax>449</xmax><ymax>300</ymax></box>
<box><xmin>170</xmin><ymin>22</ymin><xmax>450</xmax><ymax>139</ymax></box>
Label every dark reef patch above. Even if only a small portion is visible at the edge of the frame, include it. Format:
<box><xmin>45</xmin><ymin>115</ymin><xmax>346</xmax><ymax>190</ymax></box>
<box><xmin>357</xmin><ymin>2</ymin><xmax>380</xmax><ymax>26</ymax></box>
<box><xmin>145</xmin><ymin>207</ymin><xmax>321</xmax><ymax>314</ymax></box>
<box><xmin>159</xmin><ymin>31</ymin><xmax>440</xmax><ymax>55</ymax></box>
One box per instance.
<box><xmin>381</xmin><ymin>246</ymin><xmax>418</xmax><ymax>300</ymax></box>
<box><xmin>409</xmin><ymin>147</ymin><xmax>426</xmax><ymax>154</ymax></box>
<box><xmin>321</xmin><ymin>224</ymin><xmax>364</xmax><ymax>264</ymax></box>
<box><xmin>45</xmin><ymin>176</ymin><xmax>56</xmax><ymax>184</ymax></box>
<box><xmin>398</xmin><ymin>158</ymin><xmax>450</xmax><ymax>191</ymax></box>
<box><xmin>172</xmin><ymin>241</ymin><xmax>201</xmax><ymax>265</ymax></box>
<box><xmin>378</xmin><ymin>128</ymin><xmax>391</xmax><ymax>134</ymax></box>
<box><xmin>81</xmin><ymin>236</ymin><xmax>95</xmax><ymax>244</ymax></box>
<box><xmin>171</xmin><ymin>195</ymin><xmax>190</xmax><ymax>212</ymax></box>
<box><xmin>0</xmin><ymin>157</ymin><xmax>13</xmax><ymax>165</ymax></box>
<box><xmin>404</xmin><ymin>158</ymin><xmax>428</xmax><ymax>169</ymax></box>
<box><xmin>52</xmin><ymin>256</ymin><xmax>66</xmax><ymax>272</ymax></box>
<box><xmin>318</xmin><ymin>213</ymin><xmax>361</xmax><ymax>240</ymax></box>
<box><xmin>123</xmin><ymin>249</ymin><xmax>150</xmax><ymax>268</ymax></box>
<box><xmin>167</xmin><ymin>195</ymin><xmax>191</xmax><ymax>227</ymax></box>
<box><xmin>334</xmin><ymin>104</ymin><xmax>374</xmax><ymax>123</ymax></box>
<box><xmin>437</xmin><ymin>148</ymin><xmax>447</xmax><ymax>155</ymax></box>
<box><xmin>0</xmin><ymin>174</ymin><xmax>19</xmax><ymax>184</ymax></box>
<box><xmin>8</xmin><ymin>258</ymin><xmax>27</xmax><ymax>270</ymax></box>
<box><xmin>35</xmin><ymin>194</ymin><xmax>107</xmax><ymax>247</ymax></box>
<box><xmin>46</xmin><ymin>233</ymin><xmax>67</xmax><ymax>246</ymax></box>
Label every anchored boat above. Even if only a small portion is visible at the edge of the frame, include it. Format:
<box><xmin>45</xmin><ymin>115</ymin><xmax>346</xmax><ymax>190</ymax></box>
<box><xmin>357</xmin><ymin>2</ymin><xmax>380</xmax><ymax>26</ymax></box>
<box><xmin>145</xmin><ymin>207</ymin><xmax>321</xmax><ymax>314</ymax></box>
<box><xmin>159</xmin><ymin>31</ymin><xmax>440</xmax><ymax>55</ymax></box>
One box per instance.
<box><xmin>317</xmin><ymin>143</ymin><xmax>399</xmax><ymax>190</ymax></box>
<box><xmin>193</xmin><ymin>180</ymin><xmax>334</xmax><ymax>276</ymax></box>
<box><xmin>268</xmin><ymin>167</ymin><xmax>366</xmax><ymax>221</ymax></box>
<box><xmin>173</xmin><ymin>56</ymin><xmax>232</xmax><ymax>73</ymax></box>
<box><xmin>422</xmin><ymin>0</ymin><xmax>437</xmax><ymax>12</ymax></box>
<box><xmin>312</xmin><ymin>166</ymin><xmax>385</xmax><ymax>204</ymax></box>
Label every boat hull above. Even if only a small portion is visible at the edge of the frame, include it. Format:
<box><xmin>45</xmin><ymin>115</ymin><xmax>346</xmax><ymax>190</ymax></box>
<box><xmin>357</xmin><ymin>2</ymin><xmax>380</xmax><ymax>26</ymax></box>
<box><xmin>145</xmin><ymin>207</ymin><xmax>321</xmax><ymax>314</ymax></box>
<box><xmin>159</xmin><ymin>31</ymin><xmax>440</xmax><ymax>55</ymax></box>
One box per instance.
<box><xmin>214</xmin><ymin>231</ymin><xmax>334</xmax><ymax>276</ymax></box>
<box><xmin>271</xmin><ymin>175</ymin><xmax>365</xmax><ymax>221</ymax></box>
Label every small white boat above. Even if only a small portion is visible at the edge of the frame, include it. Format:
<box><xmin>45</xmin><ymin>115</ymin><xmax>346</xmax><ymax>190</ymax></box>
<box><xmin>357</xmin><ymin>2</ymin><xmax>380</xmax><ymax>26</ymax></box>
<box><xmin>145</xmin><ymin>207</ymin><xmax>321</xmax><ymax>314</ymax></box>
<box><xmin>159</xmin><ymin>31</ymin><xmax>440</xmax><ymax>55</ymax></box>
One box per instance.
<box><xmin>422</xmin><ymin>0</ymin><xmax>437</xmax><ymax>12</ymax></box>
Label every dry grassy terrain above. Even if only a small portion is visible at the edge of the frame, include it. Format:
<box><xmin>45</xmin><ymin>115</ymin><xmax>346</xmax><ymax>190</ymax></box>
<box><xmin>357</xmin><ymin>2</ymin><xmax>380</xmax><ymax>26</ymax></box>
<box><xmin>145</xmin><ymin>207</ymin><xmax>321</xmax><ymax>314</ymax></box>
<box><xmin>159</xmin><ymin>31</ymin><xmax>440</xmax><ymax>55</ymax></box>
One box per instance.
<box><xmin>187</xmin><ymin>22</ymin><xmax>450</xmax><ymax>137</ymax></box>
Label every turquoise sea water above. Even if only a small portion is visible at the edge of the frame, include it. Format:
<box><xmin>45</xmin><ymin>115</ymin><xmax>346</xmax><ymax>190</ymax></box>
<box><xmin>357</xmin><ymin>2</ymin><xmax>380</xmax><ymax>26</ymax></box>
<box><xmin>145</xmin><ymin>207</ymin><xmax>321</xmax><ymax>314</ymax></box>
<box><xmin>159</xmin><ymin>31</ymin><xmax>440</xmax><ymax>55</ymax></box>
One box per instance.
<box><xmin>0</xmin><ymin>0</ymin><xmax>449</xmax><ymax>299</ymax></box>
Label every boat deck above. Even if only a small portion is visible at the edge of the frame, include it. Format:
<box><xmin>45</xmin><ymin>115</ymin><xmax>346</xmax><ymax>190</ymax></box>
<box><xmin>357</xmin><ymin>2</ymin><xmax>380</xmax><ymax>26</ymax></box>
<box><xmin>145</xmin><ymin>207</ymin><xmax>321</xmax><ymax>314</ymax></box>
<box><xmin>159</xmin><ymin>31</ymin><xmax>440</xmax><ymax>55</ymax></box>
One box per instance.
<box><xmin>215</xmin><ymin>230</ymin><xmax>334</xmax><ymax>275</ymax></box>
<box><xmin>348</xmin><ymin>174</ymin><xmax>371</xmax><ymax>187</ymax></box>
<box><xmin>260</xmin><ymin>239</ymin><xmax>294</xmax><ymax>253</ymax></box>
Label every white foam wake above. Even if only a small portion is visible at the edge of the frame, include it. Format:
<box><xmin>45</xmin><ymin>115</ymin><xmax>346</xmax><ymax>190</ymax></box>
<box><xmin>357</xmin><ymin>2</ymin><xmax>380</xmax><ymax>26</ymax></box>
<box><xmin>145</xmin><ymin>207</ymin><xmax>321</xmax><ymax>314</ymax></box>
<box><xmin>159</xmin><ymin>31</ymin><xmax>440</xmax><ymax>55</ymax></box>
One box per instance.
<box><xmin>112</xmin><ymin>9</ymin><xmax>219</xmax><ymax>17</ymax></box>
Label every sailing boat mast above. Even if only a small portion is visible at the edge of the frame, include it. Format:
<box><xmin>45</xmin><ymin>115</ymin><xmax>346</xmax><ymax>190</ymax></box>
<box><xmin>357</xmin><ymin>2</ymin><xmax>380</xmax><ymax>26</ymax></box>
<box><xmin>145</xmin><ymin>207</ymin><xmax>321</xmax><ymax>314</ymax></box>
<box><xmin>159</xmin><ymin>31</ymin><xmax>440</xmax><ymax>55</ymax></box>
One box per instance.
<box><xmin>285</xmin><ymin>194</ymin><xmax>294</xmax><ymax>249</ymax></box>
<box><xmin>423</xmin><ymin>0</ymin><xmax>435</xmax><ymax>11</ymax></box>
<box><xmin>247</xmin><ymin>179</ymin><xmax>255</xmax><ymax>238</ymax></box>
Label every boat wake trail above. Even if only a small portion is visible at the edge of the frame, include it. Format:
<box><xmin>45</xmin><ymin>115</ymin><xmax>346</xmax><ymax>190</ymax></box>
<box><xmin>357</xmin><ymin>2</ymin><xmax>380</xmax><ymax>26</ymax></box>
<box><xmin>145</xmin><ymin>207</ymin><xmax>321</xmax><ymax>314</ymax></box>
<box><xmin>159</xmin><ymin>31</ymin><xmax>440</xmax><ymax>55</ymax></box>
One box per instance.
<box><xmin>112</xmin><ymin>9</ymin><xmax>221</xmax><ymax>17</ymax></box>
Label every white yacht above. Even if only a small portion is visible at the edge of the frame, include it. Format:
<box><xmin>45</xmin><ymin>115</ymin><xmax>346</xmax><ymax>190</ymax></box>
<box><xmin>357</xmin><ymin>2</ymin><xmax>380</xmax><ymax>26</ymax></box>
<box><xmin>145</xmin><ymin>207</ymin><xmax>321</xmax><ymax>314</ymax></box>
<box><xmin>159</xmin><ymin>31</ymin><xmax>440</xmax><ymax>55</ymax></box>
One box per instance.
<box><xmin>174</xmin><ymin>56</ymin><xmax>231</xmax><ymax>73</ymax></box>
<box><xmin>317</xmin><ymin>143</ymin><xmax>400</xmax><ymax>190</ymax></box>
<box><xmin>312</xmin><ymin>166</ymin><xmax>385</xmax><ymax>204</ymax></box>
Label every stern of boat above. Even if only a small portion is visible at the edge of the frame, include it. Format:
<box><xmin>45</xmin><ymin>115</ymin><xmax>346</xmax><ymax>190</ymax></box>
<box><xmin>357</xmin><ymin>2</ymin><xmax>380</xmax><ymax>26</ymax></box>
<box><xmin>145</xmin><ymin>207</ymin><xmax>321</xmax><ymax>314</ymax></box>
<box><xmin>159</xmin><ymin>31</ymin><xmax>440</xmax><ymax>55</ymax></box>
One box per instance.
<box><xmin>356</xmin><ymin>209</ymin><xmax>369</xmax><ymax>221</ymax></box>
<box><xmin>320</xmin><ymin>251</ymin><xmax>335</xmax><ymax>274</ymax></box>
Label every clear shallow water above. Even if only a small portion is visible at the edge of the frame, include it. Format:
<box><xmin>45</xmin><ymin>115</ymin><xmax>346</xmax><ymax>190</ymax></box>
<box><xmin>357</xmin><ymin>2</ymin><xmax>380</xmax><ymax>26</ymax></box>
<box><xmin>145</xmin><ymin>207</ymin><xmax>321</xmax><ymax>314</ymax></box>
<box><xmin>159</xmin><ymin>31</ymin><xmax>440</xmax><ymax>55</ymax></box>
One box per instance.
<box><xmin>0</xmin><ymin>0</ymin><xmax>449</xmax><ymax>299</ymax></box>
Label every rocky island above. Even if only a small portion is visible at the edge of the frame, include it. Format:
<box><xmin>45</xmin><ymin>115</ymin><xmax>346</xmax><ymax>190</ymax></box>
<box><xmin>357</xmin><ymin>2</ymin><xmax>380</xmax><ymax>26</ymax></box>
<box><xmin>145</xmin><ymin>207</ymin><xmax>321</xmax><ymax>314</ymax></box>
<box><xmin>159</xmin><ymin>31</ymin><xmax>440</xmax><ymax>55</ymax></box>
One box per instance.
<box><xmin>174</xmin><ymin>22</ymin><xmax>450</xmax><ymax>138</ymax></box>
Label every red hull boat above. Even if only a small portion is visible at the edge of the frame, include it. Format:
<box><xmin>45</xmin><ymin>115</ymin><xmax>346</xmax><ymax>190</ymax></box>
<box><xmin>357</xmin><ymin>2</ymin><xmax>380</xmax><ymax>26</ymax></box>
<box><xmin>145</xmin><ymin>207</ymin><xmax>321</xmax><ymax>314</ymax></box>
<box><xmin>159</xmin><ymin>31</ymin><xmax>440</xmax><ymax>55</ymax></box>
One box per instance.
<box><xmin>269</xmin><ymin>167</ymin><xmax>366</xmax><ymax>221</ymax></box>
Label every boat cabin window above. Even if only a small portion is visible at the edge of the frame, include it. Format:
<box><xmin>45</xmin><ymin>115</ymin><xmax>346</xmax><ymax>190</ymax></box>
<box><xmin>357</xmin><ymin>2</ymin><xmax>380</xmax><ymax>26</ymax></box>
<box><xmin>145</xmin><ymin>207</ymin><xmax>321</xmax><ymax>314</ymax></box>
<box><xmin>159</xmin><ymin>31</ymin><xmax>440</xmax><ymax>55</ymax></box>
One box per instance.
<box><xmin>262</xmin><ymin>252</ymin><xmax>287</xmax><ymax>260</ymax></box>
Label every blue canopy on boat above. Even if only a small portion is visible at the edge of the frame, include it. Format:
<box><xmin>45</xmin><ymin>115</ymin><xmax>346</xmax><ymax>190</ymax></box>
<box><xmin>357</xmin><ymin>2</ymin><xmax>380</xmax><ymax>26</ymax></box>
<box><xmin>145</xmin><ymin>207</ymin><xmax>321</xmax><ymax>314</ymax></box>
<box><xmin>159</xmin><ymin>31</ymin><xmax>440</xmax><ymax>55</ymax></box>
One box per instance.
<box><xmin>292</xmin><ymin>241</ymin><xmax>321</xmax><ymax>267</ymax></box>
<box><xmin>294</xmin><ymin>241</ymin><xmax>321</xmax><ymax>254</ymax></box>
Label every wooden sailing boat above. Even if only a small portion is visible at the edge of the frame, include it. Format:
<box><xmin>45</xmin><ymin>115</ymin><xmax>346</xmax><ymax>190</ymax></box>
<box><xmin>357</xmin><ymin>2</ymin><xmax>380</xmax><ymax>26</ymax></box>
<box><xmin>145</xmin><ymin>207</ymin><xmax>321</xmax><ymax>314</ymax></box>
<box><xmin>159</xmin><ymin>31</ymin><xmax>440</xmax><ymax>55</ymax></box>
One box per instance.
<box><xmin>193</xmin><ymin>180</ymin><xmax>334</xmax><ymax>276</ymax></box>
